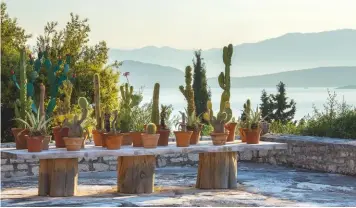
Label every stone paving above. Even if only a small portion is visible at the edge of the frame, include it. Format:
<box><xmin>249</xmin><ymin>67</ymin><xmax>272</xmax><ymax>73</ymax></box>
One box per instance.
<box><xmin>1</xmin><ymin>162</ymin><xmax>356</xmax><ymax>207</ymax></box>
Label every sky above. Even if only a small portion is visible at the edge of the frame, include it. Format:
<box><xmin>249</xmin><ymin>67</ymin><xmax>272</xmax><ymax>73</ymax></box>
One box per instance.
<box><xmin>4</xmin><ymin>0</ymin><xmax>356</xmax><ymax>50</ymax></box>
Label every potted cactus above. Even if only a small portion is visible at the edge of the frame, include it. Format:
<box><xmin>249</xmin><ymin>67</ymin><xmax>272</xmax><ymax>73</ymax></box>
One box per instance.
<box><xmin>92</xmin><ymin>73</ymin><xmax>104</xmax><ymax>146</ymax></box>
<box><xmin>245</xmin><ymin>107</ymin><xmax>264</xmax><ymax>144</ymax></box>
<box><xmin>142</xmin><ymin>123</ymin><xmax>160</xmax><ymax>148</ymax></box>
<box><xmin>62</xmin><ymin>97</ymin><xmax>88</xmax><ymax>151</ymax></box>
<box><xmin>14</xmin><ymin>110</ymin><xmax>52</xmax><ymax>152</ymax></box>
<box><xmin>174</xmin><ymin>112</ymin><xmax>193</xmax><ymax>147</ymax></box>
<box><xmin>203</xmin><ymin>100</ymin><xmax>232</xmax><ymax>145</ymax></box>
<box><xmin>105</xmin><ymin>110</ymin><xmax>123</xmax><ymax>150</ymax></box>
<box><xmin>225</xmin><ymin>117</ymin><xmax>238</xmax><ymax>142</ymax></box>
<box><xmin>239</xmin><ymin>99</ymin><xmax>251</xmax><ymax>142</ymax></box>
<box><xmin>157</xmin><ymin>104</ymin><xmax>171</xmax><ymax>146</ymax></box>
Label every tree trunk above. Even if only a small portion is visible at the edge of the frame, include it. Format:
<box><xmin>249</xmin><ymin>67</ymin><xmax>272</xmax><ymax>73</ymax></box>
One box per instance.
<box><xmin>38</xmin><ymin>158</ymin><xmax>78</xmax><ymax>197</ymax></box>
<box><xmin>196</xmin><ymin>152</ymin><xmax>237</xmax><ymax>189</ymax></box>
<box><xmin>117</xmin><ymin>155</ymin><xmax>156</xmax><ymax>194</ymax></box>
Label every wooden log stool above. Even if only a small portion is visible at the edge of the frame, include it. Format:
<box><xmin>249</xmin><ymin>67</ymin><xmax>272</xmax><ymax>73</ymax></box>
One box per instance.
<box><xmin>196</xmin><ymin>152</ymin><xmax>238</xmax><ymax>189</ymax></box>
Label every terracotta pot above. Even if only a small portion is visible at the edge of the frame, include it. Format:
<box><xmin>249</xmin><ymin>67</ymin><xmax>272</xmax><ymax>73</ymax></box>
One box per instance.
<box><xmin>210</xmin><ymin>132</ymin><xmax>228</xmax><ymax>146</ymax></box>
<box><xmin>26</xmin><ymin>135</ymin><xmax>44</xmax><ymax>152</ymax></box>
<box><xmin>52</xmin><ymin>127</ymin><xmax>68</xmax><ymax>148</ymax></box>
<box><xmin>106</xmin><ymin>134</ymin><xmax>123</xmax><ymax>150</ymax></box>
<box><xmin>122</xmin><ymin>133</ymin><xmax>133</xmax><ymax>146</ymax></box>
<box><xmin>246</xmin><ymin>128</ymin><xmax>262</xmax><ymax>144</ymax></box>
<box><xmin>131</xmin><ymin>131</ymin><xmax>143</xmax><ymax>147</ymax></box>
<box><xmin>187</xmin><ymin>127</ymin><xmax>201</xmax><ymax>145</ymax></box>
<box><xmin>63</xmin><ymin>137</ymin><xmax>84</xmax><ymax>151</ymax></box>
<box><xmin>12</xmin><ymin>128</ymin><xmax>29</xmax><ymax>149</ymax></box>
<box><xmin>42</xmin><ymin>135</ymin><xmax>51</xmax><ymax>150</ymax></box>
<box><xmin>225</xmin><ymin>122</ymin><xmax>238</xmax><ymax>142</ymax></box>
<box><xmin>174</xmin><ymin>131</ymin><xmax>193</xmax><ymax>147</ymax></box>
<box><xmin>101</xmin><ymin>132</ymin><xmax>108</xmax><ymax>147</ymax></box>
<box><xmin>239</xmin><ymin>128</ymin><xmax>248</xmax><ymax>142</ymax></box>
<box><xmin>141</xmin><ymin>133</ymin><xmax>160</xmax><ymax>148</ymax></box>
<box><xmin>157</xmin><ymin>129</ymin><xmax>170</xmax><ymax>146</ymax></box>
<box><xmin>92</xmin><ymin>129</ymin><xmax>103</xmax><ymax>146</ymax></box>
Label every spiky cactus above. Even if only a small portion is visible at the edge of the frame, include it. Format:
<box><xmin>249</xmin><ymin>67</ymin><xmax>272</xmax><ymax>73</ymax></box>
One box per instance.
<box><xmin>179</xmin><ymin>66</ymin><xmax>195</xmax><ymax>117</ymax></box>
<box><xmin>203</xmin><ymin>100</ymin><xmax>232</xmax><ymax>133</ymax></box>
<box><xmin>218</xmin><ymin>44</ymin><xmax>233</xmax><ymax>112</ymax></box>
<box><xmin>177</xmin><ymin>111</ymin><xmax>187</xmax><ymax>132</ymax></box>
<box><xmin>241</xmin><ymin>99</ymin><xmax>251</xmax><ymax>122</ymax></box>
<box><xmin>151</xmin><ymin>83</ymin><xmax>160</xmax><ymax>127</ymax></box>
<box><xmin>146</xmin><ymin>123</ymin><xmax>157</xmax><ymax>134</ymax></box>
<box><xmin>39</xmin><ymin>83</ymin><xmax>45</xmax><ymax>118</ymax></box>
<box><xmin>160</xmin><ymin>104</ymin><xmax>171</xmax><ymax>130</ymax></box>
<box><xmin>64</xmin><ymin>97</ymin><xmax>89</xmax><ymax>137</ymax></box>
<box><xmin>104</xmin><ymin>112</ymin><xmax>111</xmax><ymax>132</ymax></box>
<box><xmin>111</xmin><ymin>110</ymin><xmax>118</xmax><ymax>133</ymax></box>
<box><xmin>93</xmin><ymin>73</ymin><xmax>102</xmax><ymax>130</ymax></box>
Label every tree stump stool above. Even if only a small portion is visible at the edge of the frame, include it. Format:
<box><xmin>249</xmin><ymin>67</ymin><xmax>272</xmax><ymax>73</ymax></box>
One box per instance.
<box><xmin>117</xmin><ymin>155</ymin><xmax>156</xmax><ymax>194</ymax></box>
<box><xmin>38</xmin><ymin>158</ymin><xmax>78</xmax><ymax>197</ymax></box>
<box><xmin>196</xmin><ymin>152</ymin><xmax>238</xmax><ymax>189</ymax></box>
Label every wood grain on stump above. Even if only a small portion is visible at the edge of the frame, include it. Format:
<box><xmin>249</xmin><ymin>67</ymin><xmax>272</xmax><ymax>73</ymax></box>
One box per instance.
<box><xmin>196</xmin><ymin>152</ymin><xmax>238</xmax><ymax>189</ymax></box>
<box><xmin>117</xmin><ymin>155</ymin><xmax>156</xmax><ymax>194</ymax></box>
<box><xmin>38</xmin><ymin>158</ymin><xmax>78</xmax><ymax>197</ymax></box>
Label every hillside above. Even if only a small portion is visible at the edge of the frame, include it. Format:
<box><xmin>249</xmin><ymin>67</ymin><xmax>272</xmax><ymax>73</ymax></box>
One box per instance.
<box><xmin>109</xmin><ymin>29</ymin><xmax>356</xmax><ymax>77</ymax></box>
<box><xmin>208</xmin><ymin>66</ymin><xmax>356</xmax><ymax>88</ymax></box>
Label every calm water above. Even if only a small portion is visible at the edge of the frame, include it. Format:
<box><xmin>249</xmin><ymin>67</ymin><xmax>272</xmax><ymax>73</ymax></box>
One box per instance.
<box><xmin>141</xmin><ymin>87</ymin><xmax>356</xmax><ymax>121</ymax></box>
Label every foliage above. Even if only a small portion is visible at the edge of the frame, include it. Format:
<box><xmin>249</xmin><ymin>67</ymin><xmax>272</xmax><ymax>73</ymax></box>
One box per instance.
<box><xmin>14</xmin><ymin>110</ymin><xmax>52</xmax><ymax>137</ymax></box>
<box><xmin>201</xmin><ymin>124</ymin><xmax>214</xmax><ymax>136</ymax></box>
<box><xmin>131</xmin><ymin>102</ymin><xmax>152</xmax><ymax>132</ymax></box>
<box><xmin>192</xmin><ymin>50</ymin><xmax>210</xmax><ymax>122</ymax></box>
<box><xmin>260</xmin><ymin>90</ymin><xmax>273</xmax><ymax>122</ymax></box>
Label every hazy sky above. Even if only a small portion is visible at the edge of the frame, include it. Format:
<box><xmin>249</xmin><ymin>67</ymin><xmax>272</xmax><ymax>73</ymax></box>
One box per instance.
<box><xmin>4</xmin><ymin>0</ymin><xmax>356</xmax><ymax>50</ymax></box>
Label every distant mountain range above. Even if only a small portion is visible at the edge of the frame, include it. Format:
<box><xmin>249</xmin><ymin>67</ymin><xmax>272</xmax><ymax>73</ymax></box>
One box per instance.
<box><xmin>119</xmin><ymin>62</ymin><xmax>356</xmax><ymax>89</ymax></box>
<box><xmin>110</xmin><ymin>29</ymin><xmax>356</xmax><ymax>77</ymax></box>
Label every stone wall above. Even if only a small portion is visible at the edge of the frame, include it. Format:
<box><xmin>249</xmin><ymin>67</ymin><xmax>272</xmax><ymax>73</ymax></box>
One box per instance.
<box><xmin>1</xmin><ymin>134</ymin><xmax>355</xmax><ymax>179</ymax></box>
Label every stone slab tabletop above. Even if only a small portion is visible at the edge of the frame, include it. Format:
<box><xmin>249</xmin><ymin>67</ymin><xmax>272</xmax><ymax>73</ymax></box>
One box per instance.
<box><xmin>1</xmin><ymin>141</ymin><xmax>287</xmax><ymax>160</ymax></box>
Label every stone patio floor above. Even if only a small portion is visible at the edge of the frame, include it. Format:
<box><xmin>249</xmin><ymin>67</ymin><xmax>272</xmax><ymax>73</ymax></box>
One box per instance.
<box><xmin>1</xmin><ymin>162</ymin><xmax>356</xmax><ymax>207</ymax></box>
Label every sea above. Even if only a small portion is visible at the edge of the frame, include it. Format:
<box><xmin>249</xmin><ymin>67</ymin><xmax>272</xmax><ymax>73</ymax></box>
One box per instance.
<box><xmin>140</xmin><ymin>87</ymin><xmax>356</xmax><ymax>121</ymax></box>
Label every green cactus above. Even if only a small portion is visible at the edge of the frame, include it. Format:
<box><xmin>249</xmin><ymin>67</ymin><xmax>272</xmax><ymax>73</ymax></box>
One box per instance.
<box><xmin>151</xmin><ymin>83</ymin><xmax>160</xmax><ymax>127</ymax></box>
<box><xmin>160</xmin><ymin>104</ymin><xmax>172</xmax><ymax>130</ymax></box>
<box><xmin>218</xmin><ymin>44</ymin><xmax>233</xmax><ymax>112</ymax></box>
<box><xmin>64</xmin><ymin>97</ymin><xmax>89</xmax><ymax>137</ymax></box>
<box><xmin>146</xmin><ymin>123</ymin><xmax>157</xmax><ymax>134</ymax></box>
<box><xmin>241</xmin><ymin>99</ymin><xmax>251</xmax><ymax>122</ymax></box>
<box><xmin>203</xmin><ymin>100</ymin><xmax>232</xmax><ymax>133</ymax></box>
<box><xmin>111</xmin><ymin>110</ymin><xmax>119</xmax><ymax>133</ymax></box>
<box><xmin>57</xmin><ymin>80</ymin><xmax>73</xmax><ymax>115</ymax></box>
<box><xmin>177</xmin><ymin>111</ymin><xmax>187</xmax><ymax>132</ymax></box>
<box><xmin>93</xmin><ymin>73</ymin><xmax>102</xmax><ymax>130</ymax></box>
<box><xmin>179</xmin><ymin>66</ymin><xmax>195</xmax><ymax>117</ymax></box>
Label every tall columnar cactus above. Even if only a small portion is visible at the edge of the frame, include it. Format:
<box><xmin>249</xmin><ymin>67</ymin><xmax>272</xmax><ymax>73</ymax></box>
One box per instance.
<box><xmin>218</xmin><ymin>44</ymin><xmax>233</xmax><ymax>112</ymax></box>
<box><xmin>104</xmin><ymin>112</ymin><xmax>111</xmax><ymax>132</ymax></box>
<box><xmin>203</xmin><ymin>100</ymin><xmax>232</xmax><ymax>133</ymax></box>
<box><xmin>64</xmin><ymin>97</ymin><xmax>89</xmax><ymax>137</ymax></box>
<box><xmin>120</xmin><ymin>83</ymin><xmax>141</xmax><ymax>109</ymax></box>
<box><xmin>151</xmin><ymin>83</ymin><xmax>160</xmax><ymax>126</ymax></box>
<box><xmin>39</xmin><ymin>83</ymin><xmax>45</xmax><ymax>118</ymax></box>
<box><xmin>179</xmin><ymin>66</ymin><xmax>195</xmax><ymax>117</ymax></box>
<box><xmin>93</xmin><ymin>73</ymin><xmax>102</xmax><ymax>130</ymax></box>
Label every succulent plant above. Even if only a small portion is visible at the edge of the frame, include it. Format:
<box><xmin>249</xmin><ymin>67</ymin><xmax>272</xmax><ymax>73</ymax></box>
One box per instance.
<box><xmin>160</xmin><ymin>104</ymin><xmax>172</xmax><ymax>130</ymax></box>
<box><xmin>203</xmin><ymin>100</ymin><xmax>232</xmax><ymax>133</ymax></box>
<box><xmin>63</xmin><ymin>97</ymin><xmax>89</xmax><ymax>137</ymax></box>
<box><xmin>176</xmin><ymin>111</ymin><xmax>187</xmax><ymax>132</ymax></box>
<box><xmin>14</xmin><ymin>110</ymin><xmax>52</xmax><ymax>137</ymax></box>
<box><xmin>146</xmin><ymin>123</ymin><xmax>157</xmax><ymax>134</ymax></box>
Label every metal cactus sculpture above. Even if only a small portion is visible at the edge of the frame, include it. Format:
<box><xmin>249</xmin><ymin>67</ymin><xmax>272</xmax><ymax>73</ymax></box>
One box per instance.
<box><xmin>179</xmin><ymin>66</ymin><xmax>195</xmax><ymax>117</ymax></box>
<box><xmin>151</xmin><ymin>83</ymin><xmax>160</xmax><ymax>127</ymax></box>
<box><xmin>93</xmin><ymin>73</ymin><xmax>102</xmax><ymax>130</ymax></box>
<box><xmin>64</xmin><ymin>97</ymin><xmax>89</xmax><ymax>137</ymax></box>
<box><xmin>218</xmin><ymin>44</ymin><xmax>233</xmax><ymax>112</ymax></box>
<box><xmin>203</xmin><ymin>100</ymin><xmax>232</xmax><ymax>133</ymax></box>
<box><xmin>11</xmin><ymin>47</ymin><xmax>75</xmax><ymax>117</ymax></box>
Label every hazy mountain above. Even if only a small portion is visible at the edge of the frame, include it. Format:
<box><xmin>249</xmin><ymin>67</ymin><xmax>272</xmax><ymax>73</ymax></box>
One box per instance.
<box><xmin>110</xmin><ymin>29</ymin><xmax>356</xmax><ymax>77</ymax></box>
<box><xmin>119</xmin><ymin>60</ymin><xmax>355</xmax><ymax>89</ymax></box>
<box><xmin>207</xmin><ymin>66</ymin><xmax>356</xmax><ymax>88</ymax></box>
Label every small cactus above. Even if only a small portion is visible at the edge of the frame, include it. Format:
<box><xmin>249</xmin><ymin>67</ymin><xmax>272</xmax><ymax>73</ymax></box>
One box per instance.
<box><xmin>64</xmin><ymin>97</ymin><xmax>89</xmax><ymax>137</ymax></box>
<box><xmin>203</xmin><ymin>100</ymin><xmax>232</xmax><ymax>133</ymax></box>
<box><xmin>146</xmin><ymin>123</ymin><xmax>157</xmax><ymax>134</ymax></box>
<box><xmin>160</xmin><ymin>104</ymin><xmax>171</xmax><ymax>130</ymax></box>
<box><xmin>151</xmin><ymin>83</ymin><xmax>160</xmax><ymax>126</ymax></box>
<box><xmin>177</xmin><ymin>111</ymin><xmax>187</xmax><ymax>132</ymax></box>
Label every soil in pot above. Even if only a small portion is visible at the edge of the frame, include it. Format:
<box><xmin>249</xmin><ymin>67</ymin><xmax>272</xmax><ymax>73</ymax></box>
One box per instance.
<box><xmin>187</xmin><ymin>127</ymin><xmax>201</xmax><ymax>145</ymax></box>
<box><xmin>106</xmin><ymin>134</ymin><xmax>123</xmax><ymax>150</ymax></box>
<box><xmin>157</xmin><ymin>129</ymin><xmax>170</xmax><ymax>146</ymax></box>
<box><xmin>92</xmin><ymin>129</ymin><xmax>103</xmax><ymax>146</ymax></box>
<box><xmin>63</xmin><ymin>137</ymin><xmax>84</xmax><ymax>151</ymax></box>
<box><xmin>53</xmin><ymin>127</ymin><xmax>68</xmax><ymax>148</ymax></box>
<box><xmin>26</xmin><ymin>135</ymin><xmax>44</xmax><ymax>152</ymax></box>
<box><xmin>122</xmin><ymin>133</ymin><xmax>133</xmax><ymax>146</ymax></box>
<box><xmin>246</xmin><ymin>128</ymin><xmax>262</xmax><ymax>144</ymax></box>
<box><xmin>141</xmin><ymin>133</ymin><xmax>160</xmax><ymax>148</ymax></box>
<box><xmin>239</xmin><ymin>128</ymin><xmax>248</xmax><ymax>142</ymax></box>
<box><xmin>12</xmin><ymin>128</ymin><xmax>29</xmax><ymax>149</ymax></box>
<box><xmin>174</xmin><ymin>131</ymin><xmax>193</xmax><ymax>147</ymax></box>
<box><xmin>210</xmin><ymin>132</ymin><xmax>229</xmax><ymax>145</ymax></box>
<box><xmin>131</xmin><ymin>131</ymin><xmax>143</xmax><ymax>147</ymax></box>
<box><xmin>225</xmin><ymin>123</ymin><xmax>238</xmax><ymax>142</ymax></box>
<box><xmin>42</xmin><ymin>135</ymin><xmax>51</xmax><ymax>150</ymax></box>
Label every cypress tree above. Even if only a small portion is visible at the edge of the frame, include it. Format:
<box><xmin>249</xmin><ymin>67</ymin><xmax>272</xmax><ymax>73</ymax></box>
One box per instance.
<box><xmin>192</xmin><ymin>50</ymin><xmax>209</xmax><ymax>119</ymax></box>
<box><xmin>270</xmin><ymin>81</ymin><xmax>296</xmax><ymax>123</ymax></box>
<box><xmin>260</xmin><ymin>89</ymin><xmax>273</xmax><ymax>122</ymax></box>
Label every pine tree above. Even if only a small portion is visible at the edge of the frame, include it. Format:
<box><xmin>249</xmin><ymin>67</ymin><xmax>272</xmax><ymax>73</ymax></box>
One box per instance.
<box><xmin>270</xmin><ymin>81</ymin><xmax>296</xmax><ymax>123</ymax></box>
<box><xmin>259</xmin><ymin>89</ymin><xmax>273</xmax><ymax>122</ymax></box>
<box><xmin>192</xmin><ymin>50</ymin><xmax>209</xmax><ymax>119</ymax></box>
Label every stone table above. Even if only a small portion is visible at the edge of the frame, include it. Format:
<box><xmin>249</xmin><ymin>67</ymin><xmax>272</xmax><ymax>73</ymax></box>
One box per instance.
<box><xmin>1</xmin><ymin>140</ymin><xmax>287</xmax><ymax>197</ymax></box>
